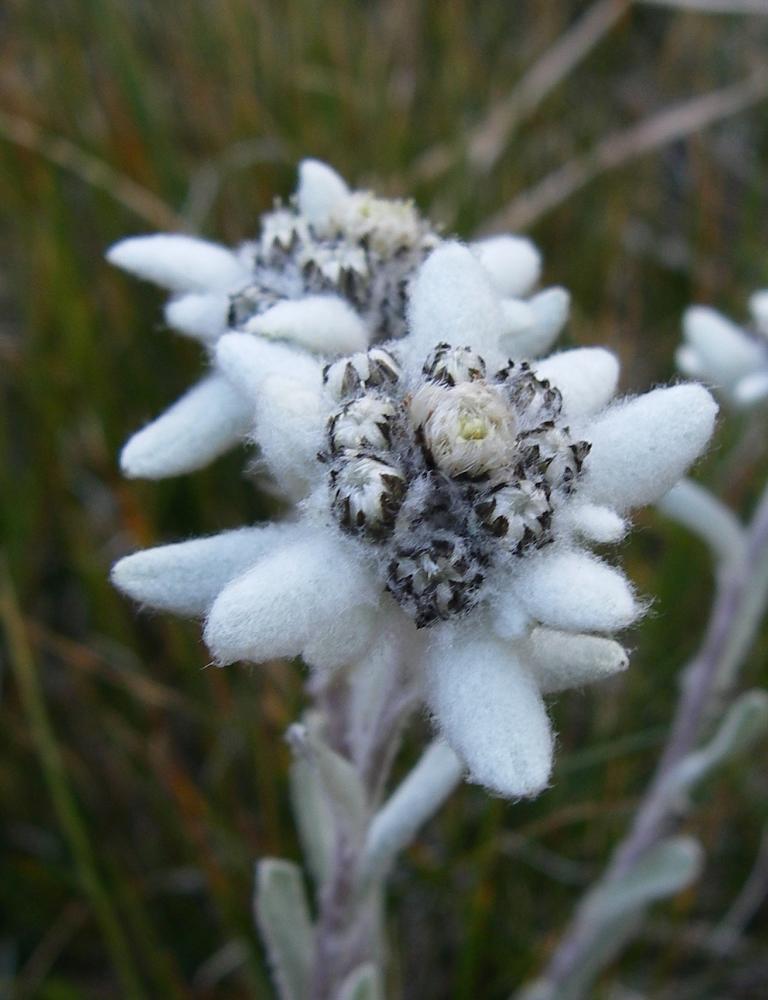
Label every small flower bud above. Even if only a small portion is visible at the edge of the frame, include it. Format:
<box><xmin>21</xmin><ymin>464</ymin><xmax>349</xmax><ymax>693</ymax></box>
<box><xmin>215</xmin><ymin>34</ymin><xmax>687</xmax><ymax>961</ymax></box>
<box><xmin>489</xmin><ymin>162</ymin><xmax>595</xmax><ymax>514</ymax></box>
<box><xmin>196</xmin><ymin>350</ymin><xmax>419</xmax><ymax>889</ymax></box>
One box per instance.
<box><xmin>330</xmin><ymin>455</ymin><xmax>406</xmax><ymax>539</ymax></box>
<box><xmin>423</xmin><ymin>342</ymin><xmax>486</xmax><ymax>386</ymax></box>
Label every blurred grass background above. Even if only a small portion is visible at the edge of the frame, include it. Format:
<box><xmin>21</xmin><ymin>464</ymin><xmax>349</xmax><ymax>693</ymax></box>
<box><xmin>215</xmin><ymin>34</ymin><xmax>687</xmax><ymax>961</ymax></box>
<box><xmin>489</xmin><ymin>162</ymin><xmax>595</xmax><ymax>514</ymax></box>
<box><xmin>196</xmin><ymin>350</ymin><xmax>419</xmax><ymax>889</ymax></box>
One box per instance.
<box><xmin>2</xmin><ymin>1</ymin><xmax>768</xmax><ymax>997</ymax></box>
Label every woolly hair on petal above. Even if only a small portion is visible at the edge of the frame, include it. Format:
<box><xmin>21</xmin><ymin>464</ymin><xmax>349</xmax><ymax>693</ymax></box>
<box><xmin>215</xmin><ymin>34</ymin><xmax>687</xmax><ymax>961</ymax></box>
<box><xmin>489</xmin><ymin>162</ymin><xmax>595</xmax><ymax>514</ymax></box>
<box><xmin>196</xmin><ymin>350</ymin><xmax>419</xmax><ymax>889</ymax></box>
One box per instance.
<box><xmin>106</xmin><ymin>234</ymin><xmax>248</xmax><ymax>293</ymax></box>
<box><xmin>559</xmin><ymin>502</ymin><xmax>627</xmax><ymax>544</ymax></box>
<box><xmin>735</xmin><ymin>370</ymin><xmax>768</xmax><ymax>407</ymax></box>
<box><xmin>405</xmin><ymin>242</ymin><xmax>507</xmax><ymax>368</ymax></box>
<box><xmin>499</xmin><ymin>287</ymin><xmax>569</xmax><ymax>359</ymax></box>
<box><xmin>534</xmin><ymin>348</ymin><xmax>619</xmax><ymax>419</ymax></box>
<box><xmin>296</xmin><ymin>158</ymin><xmax>350</xmax><ymax>227</ymax></box>
<box><xmin>251</xmin><ymin>373</ymin><xmax>328</xmax><ymax>499</ymax></box>
<box><xmin>527</xmin><ymin>627</ymin><xmax>628</xmax><ymax>695</ymax></box>
<box><xmin>749</xmin><ymin>290</ymin><xmax>768</xmax><ymax>336</ymax></box>
<box><xmin>215</xmin><ymin>333</ymin><xmax>324</xmax><ymax>406</ymax></box>
<box><xmin>423</xmin><ymin>632</ymin><xmax>553</xmax><ymax>798</ymax></box>
<box><xmin>471</xmin><ymin>235</ymin><xmax>541</xmax><ymax>299</ymax></box>
<box><xmin>164</xmin><ymin>292</ymin><xmax>230</xmax><ymax>341</ymax></box>
<box><xmin>111</xmin><ymin>524</ymin><xmax>294</xmax><ymax>617</ymax></box>
<box><xmin>511</xmin><ymin>549</ymin><xmax>641</xmax><ymax>633</ymax></box>
<box><xmin>683</xmin><ymin>307</ymin><xmax>765</xmax><ymax>388</ymax></box>
<box><xmin>120</xmin><ymin>373</ymin><xmax>253</xmax><ymax>479</ymax></box>
<box><xmin>580</xmin><ymin>383</ymin><xmax>718</xmax><ymax>512</ymax></box>
<box><xmin>203</xmin><ymin>531</ymin><xmax>379</xmax><ymax>666</ymax></box>
<box><xmin>245</xmin><ymin>296</ymin><xmax>369</xmax><ymax>355</ymax></box>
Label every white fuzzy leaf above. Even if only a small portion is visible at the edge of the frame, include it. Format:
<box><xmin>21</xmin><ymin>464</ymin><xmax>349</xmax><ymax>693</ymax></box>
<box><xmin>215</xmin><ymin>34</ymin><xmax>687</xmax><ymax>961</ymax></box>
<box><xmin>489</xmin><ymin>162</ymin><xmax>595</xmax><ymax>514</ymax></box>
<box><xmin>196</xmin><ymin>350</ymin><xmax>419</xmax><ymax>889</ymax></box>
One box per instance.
<box><xmin>528</xmin><ymin>627</ymin><xmax>628</xmax><ymax>695</ymax></box>
<box><xmin>164</xmin><ymin>292</ymin><xmax>230</xmax><ymax>341</ymax></box>
<box><xmin>297</xmin><ymin>159</ymin><xmax>349</xmax><ymax>227</ymax></box>
<box><xmin>111</xmin><ymin>524</ymin><xmax>292</xmax><ymax>617</ymax></box>
<box><xmin>120</xmin><ymin>373</ymin><xmax>252</xmax><ymax>479</ymax></box>
<box><xmin>424</xmin><ymin>633</ymin><xmax>553</xmax><ymax>798</ymax></box>
<box><xmin>511</xmin><ymin>549</ymin><xmax>641</xmax><ymax>633</ymax></box>
<box><xmin>254</xmin><ymin>859</ymin><xmax>313</xmax><ymax>1000</ymax></box>
<box><xmin>535</xmin><ymin>348</ymin><xmax>619</xmax><ymax>419</ymax></box>
<box><xmin>406</xmin><ymin>242</ymin><xmax>507</xmax><ymax>368</ymax></box>
<box><xmin>682</xmin><ymin>306</ymin><xmax>764</xmax><ymax>391</ymax></box>
<box><xmin>471</xmin><ymin>235</ymin><xmax>541</xmax><ymax>298</ymax></box>
<box><xmin>579</xmin><ymin>384</ymin><xmax>718</xmax><ymax>511</ymax></box>
<box><xmin>203</xmin><ymin>531</ymin><xmax>378</xmax><ymax>666</ymax></box>
<box><xmin>749</xmin><ymin>289</ymin><xmax>768</xmax><ymax>336</ymax></box>
<box><xmin>246</xmin><ymin>295</ymin><xmax>369</xmax><ymax>354</ymax></box>
<box><xmin>107</xmin><ymin>234</ymin><xmax>247</xmax><ymax>292</ymax></box>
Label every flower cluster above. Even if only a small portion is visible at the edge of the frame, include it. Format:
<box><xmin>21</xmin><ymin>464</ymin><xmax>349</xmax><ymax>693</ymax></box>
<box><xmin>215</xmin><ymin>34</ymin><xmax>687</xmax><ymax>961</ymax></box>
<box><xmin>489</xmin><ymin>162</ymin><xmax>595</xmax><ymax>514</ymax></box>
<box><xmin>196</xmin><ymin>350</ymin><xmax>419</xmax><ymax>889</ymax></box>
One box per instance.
<box><xmin>678</xmin><ymin>291</ymin><xmax>768</xmax><ymax>407</ymax></box>
<box><xmin>113</xmin><ymin>235</ymin><xmax>718</xmax><ymax>799</ymax></box>
<box><xmin>108</xmin><ymin>160</ymin><xmax>568</xmax><ymax>480</ymax></box>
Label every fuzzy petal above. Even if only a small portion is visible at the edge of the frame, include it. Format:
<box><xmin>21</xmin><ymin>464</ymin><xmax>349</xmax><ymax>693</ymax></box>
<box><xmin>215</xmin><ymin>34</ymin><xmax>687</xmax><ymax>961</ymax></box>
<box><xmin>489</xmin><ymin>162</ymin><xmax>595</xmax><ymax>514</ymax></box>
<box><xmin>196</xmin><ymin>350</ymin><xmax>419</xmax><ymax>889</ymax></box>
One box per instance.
<box><xmin>111</xmin><ymin>525</ymin><xmax>293</xmax><ymax>616</ymax></box>
<box><xmin>216</xmin><ymin>332</ymin><xmax>324</xmax><ymax>401</ymax></box>
<box><xmin>120</xmin><ymin>373</ymin><xmax>252</xmax><ymax>479</ymax></box>
<box><xmin>499</xmin><ymin>287</ymin><xmax>569</xmax><ymax>360</ymax></box>
<box><xmin>749</xmin><ymin>290</ymin><xmax>768</xmax><ymax>337</ymax></box>
<box><xmin>528</xmin><ymin>627</ymin><xmax>628</xmax><ymax>695</ymax></box>
<box><xmin>558</xmin><ymin>502</ymin><xmax>627</xmax><ymax>544</ymax></box>
<box><xmin>252</xmin><ymin>373</ymin><xmax>327</xmax><ymax>497</ymax></box>
<box><xmin>734</xmin><ymin>369</ymin><xmax>768</xmax><ymax>407</ymax></box>
<box><xmin>297</xmin><ymin>159</ymin><xmax>349</xmax><ymax>227</ymax></box>
<box><xmin>406</xmin><ymin>242</ymin><xmax>507</xmax><ymax>368</ymax></box>
<box><xmin>682</xmin><ymin>306</ymin><xmax>764</xmax><ymax>390</ymax></box>
<box><xmin>107</xmin><ymin>235</ymin><xmax>248</xmax><ymax>293</ymax></box>
<box><xmin>164</xmin><ymin>293</ymin><xmax>230</xmax><ymax>341</ymax></box>
<box><xmin>535</xmin><ymin>348</ymin><xmax>619</xmax><ymax>419</ymax></box>
<box><xmin>471</xmin><ymin>236</ymin><xmax>541</xmax><ymax>298</ymax></box>
<box><xmin>245</xmin><ymin>296</ymin><xmax>369</xmax><ymax>354</ymax></box>
<box><xmin>424</xmin><ymin>633</ymin><xmax>553</xmax><ymax>798</ymax></box>
<box><xmin>204</xmin><ymin>531</ymin><xmax>379</xmax><ymax>666</ymax></box>
<box><xmin>580</xmin><ymin>384</ymin><xmax>718</xmax><ymax>511</ymax></box>
<box><xmin>511</xmin><ymin>549</ymin><xmax>641</xmax><ymax>633</ymax></box>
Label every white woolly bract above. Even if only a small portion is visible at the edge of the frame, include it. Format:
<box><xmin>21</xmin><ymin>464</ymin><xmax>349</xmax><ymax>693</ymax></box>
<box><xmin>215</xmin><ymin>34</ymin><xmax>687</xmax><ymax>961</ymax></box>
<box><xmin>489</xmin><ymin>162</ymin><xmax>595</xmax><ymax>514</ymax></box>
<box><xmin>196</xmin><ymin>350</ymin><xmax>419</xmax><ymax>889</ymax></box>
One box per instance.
<box><xmin>424</xmin><ymin>633</ymin><xmax>552</xmax><ymax>798</ymax></box>
<box><xmin>735</xmin><ymin>369</ymin><xmax>768</xmax><ymax>406</ymax></box>
<box><xmin>682</xmin><ymin>306</ymin><xmax>765</xmax><ymax>390</ymax></box>
<box><xmin>511</xmin><ymin>549</ymin><xmax>641</xmax><ymax>633</ymax></box>
<box><xmin>203</xmin><ymin>531</ymin><xmax>379</xmax><ymax>666</ymax></box>
<box><xmin>107</xmin><ymin>234</ymin><xmax>247</xmax><ymax>293</ymax></box>
<box><xmin>560</xmin><ymin>502</ymin><xmax>627</xmax><ymax>544</ymax></box>
<box><xmin>405</xmin><ymin>243</ymin><xmax>506</xmax><ymax>369</ymax></box>
<box><xmin>245</xmin><ymin>295</ymin><xmax>369</xmax><ymax>354</ymax></box>
<box><xmin>749</xmin><ymin>290</ymin><xmax>768</xmax><ymax>336</ymax></box>
<box><xmin>471</xmin><ymin>235</ymin><xmax>541</xmax><ymax>298</ymax></box>
<box><xmin>296</xmin><ymin>159</ymin><xmax>350</xmax><ymax>227</ymax></box>
<box><xmin>164</xmin><ymin>293</ymin><xmax>230</xmax><ymax>341</ymax></box>
<box><xmin>534</xmin><ymin>348</ymin><xmax>619</xmax><ymax>419</ymax></box>
<box><xmin>215</xmin><ymin>333</ymin><xmax>324</xmax><ymax>401</ymax></box>
<box><xmin>580</xmin><ymin>383</ymin><xmax>717</xmax><ymax>512</ymax></box>
<box><xmin>499</xmin><ymin>287</ymin><xmax>569</xmax><ymax>359</ymax></box>
<box><xmin>119</xmin><ymin>373</ymin><xmax>252</xmax><ymax>479</ymax></box>
<box><xmin>111</xmin><ymin>525</ymin><xmax>290</xmax><ymax>616</ymax></box>
<box><xmin>527</xmin><ymin>627</ymin><xmax>628</xmax><ymax>695</ymax></box>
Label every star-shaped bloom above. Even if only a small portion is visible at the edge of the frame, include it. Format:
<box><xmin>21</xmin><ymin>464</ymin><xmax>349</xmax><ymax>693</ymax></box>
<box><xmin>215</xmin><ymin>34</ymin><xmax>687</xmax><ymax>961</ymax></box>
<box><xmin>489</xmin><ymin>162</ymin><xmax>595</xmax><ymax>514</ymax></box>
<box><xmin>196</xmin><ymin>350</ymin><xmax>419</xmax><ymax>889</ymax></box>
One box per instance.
<box><xmin>113</xmin><ymin>243</ymin><xmax>717</xmax><ymax>799</ymax></box>
<box><xmin>107</xmin><ymin>160</ymin><xmax>569</xmax><ymax>480</ymax></box>
<box><xmin>677</xmin><ymin>291</ymin><xmax>768</xmax><ymax>407</ymax></box>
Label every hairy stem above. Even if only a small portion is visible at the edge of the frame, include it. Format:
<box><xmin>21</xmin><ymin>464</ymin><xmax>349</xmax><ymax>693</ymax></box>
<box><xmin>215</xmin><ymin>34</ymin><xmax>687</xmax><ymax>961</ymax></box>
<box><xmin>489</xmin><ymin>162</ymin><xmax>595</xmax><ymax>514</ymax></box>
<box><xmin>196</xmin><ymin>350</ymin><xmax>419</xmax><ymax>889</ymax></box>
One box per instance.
<box><xmin>530</xmin><ymin>480</ymin><xmax>768</xmax><ymax>996</ymax></box>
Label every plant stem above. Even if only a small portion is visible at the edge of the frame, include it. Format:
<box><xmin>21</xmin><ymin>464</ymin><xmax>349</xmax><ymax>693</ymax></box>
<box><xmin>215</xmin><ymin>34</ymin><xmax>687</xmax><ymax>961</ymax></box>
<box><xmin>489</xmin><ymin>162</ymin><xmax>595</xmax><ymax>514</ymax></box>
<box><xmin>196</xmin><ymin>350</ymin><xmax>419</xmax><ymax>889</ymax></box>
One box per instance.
<box><xmin>529</xmin><ymin>480</ymin><xmax>768</xmax><ymax>997</ymax></box>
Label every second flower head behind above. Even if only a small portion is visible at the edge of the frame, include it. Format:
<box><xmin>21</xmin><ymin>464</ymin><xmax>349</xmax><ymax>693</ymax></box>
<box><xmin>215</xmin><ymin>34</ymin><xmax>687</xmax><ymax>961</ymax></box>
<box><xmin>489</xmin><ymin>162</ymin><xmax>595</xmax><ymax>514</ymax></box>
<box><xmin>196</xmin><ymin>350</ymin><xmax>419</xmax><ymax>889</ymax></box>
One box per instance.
<box><xmin>113</xmin><ymin>243</ymin><xmax>718</xmax><ymax>800</ymax></box>
<box><xmin>107</xmin><ymin>159</ymin><xmax>568</xmax><ymax>482</ymax></box>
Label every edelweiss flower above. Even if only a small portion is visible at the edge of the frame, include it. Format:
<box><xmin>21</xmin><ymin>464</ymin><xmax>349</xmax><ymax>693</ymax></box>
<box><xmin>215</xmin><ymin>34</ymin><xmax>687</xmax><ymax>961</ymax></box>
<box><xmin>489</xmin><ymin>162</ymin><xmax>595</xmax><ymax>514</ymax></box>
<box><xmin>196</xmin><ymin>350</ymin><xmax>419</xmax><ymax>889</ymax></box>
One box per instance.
<box><xmin>677</xmin><ymin>291</ymin><xmax>768</xmax><ymax>407</ymax></box>
<box><xmin>107</xmin><ymin>160</ymin><xmax>569</xmax><ymax>480</ymax></box>
<box><xmin>113</xmin><ymin>243</ymin><xmax>717</xmax><ymax>798</ymax></box>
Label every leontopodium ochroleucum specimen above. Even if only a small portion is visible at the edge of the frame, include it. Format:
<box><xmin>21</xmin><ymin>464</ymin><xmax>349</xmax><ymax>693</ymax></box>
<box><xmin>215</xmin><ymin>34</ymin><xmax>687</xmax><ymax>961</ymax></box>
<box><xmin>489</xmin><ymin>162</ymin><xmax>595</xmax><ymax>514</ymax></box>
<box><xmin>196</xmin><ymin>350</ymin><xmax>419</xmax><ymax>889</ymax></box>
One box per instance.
<box><xmin>113</xmin><ymin>243</ymin><xmax>718</xmax><ymax>799</ymax></box>
<box><xmin>107</xmin><ymin>159</ymin><xmax>569</xmax><ymax>480</ymax></box>
<box><xmin>678</xmin><ymin>291</ymin><xmax>768</xmax><ymax>407</ymax></box>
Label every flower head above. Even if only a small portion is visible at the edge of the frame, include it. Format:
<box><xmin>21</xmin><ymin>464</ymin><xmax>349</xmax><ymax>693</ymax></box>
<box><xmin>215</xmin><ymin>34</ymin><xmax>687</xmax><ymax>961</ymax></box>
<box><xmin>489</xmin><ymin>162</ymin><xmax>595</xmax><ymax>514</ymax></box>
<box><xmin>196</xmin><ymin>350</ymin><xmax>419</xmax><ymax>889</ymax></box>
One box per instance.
<box><xmin>107</xmin><ymin>160</ymin><xmax>568</xmax><ymax>480</ymax></box>
<box><xmin>678</xmin><ymin>292</ymin><xmax>768</xmax><ymax>407</ymax></box>
<box><xmin>113</xmin><ymin>242</ymin><xmax>717</xmax><ymax>799</ymax></box>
